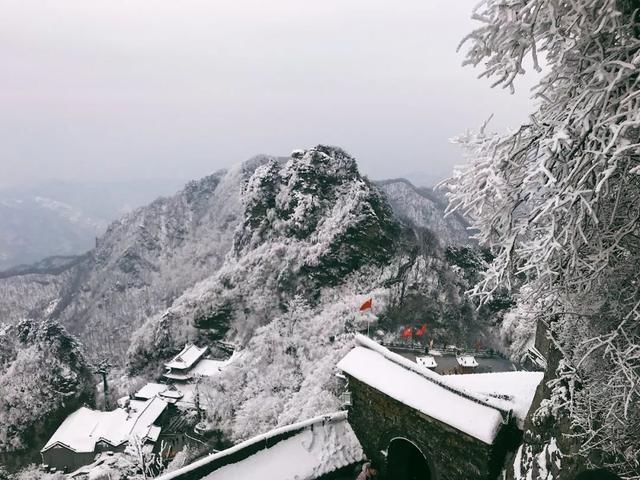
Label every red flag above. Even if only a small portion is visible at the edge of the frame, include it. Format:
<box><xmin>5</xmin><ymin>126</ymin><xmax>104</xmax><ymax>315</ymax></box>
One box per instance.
<box><xmin>401</xmin><ymin>327</ymin><xmax>413</xmax><ymax>338</ymax></box>
<box><xmin>359</xmin><ymin>298</ymin><xmax>373</xmax><ymax>311</ymax></box>
<box><xmin>415</xmin><ymin>324</ymin><xmax>427</xmax><ymax>337</ymax></box>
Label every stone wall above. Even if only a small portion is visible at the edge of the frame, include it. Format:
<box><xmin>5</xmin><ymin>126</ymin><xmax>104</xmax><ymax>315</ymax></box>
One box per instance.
<box><xmin>347</xmin><ymin>376</ymin><xmax>516</xmax><ymax>480</ymax></box>
<box><xmin>154</xmin><ymin>413</ymin><xmax>359</xmax><ymax>480</ymax></box>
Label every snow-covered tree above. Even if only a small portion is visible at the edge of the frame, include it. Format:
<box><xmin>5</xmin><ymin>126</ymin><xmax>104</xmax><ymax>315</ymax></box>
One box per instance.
<box><xmin>0</xmin><ymin>319</ymin><xmax>94</xmax><ymax>452</ymax></box>
<box><xmin>450</xmin><ymin>1</ymin><xmax>640</xmax><ymax>477</ymax></box>
<box><xmin>198</xmin><ymin>295</ymin><xmax>366</xmax><ymax>442</ymax></box>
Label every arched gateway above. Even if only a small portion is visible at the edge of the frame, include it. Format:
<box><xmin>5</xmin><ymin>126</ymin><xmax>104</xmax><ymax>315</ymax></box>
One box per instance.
<box><xmin>387</xmin><ymin>438</ymin><xmax>432</xmax><ymax>480</ymax></box>
<box><xmin>336</xmin><ymin>335</ymin><xmax>545</xmax><ymax>480</ymax></box>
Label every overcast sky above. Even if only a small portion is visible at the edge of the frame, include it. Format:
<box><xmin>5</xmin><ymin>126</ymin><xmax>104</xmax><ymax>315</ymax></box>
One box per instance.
<box><xmin>0</xmin><ymin>0</ymin><xmax>539</xmax><ymax>189</ymax></box>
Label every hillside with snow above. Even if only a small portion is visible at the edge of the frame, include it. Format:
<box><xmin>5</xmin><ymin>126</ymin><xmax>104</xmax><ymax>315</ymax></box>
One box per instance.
<box><xmin>0</xmin><ymin>148</ymin><xmax>477</xmax><ymax>363</ymax></box>
<box><xmin>0</xmin><ymin>160</ymin><xmax>262</xmax><ymax>358</ymax></box>
<box><xmin>121</xmin><ymin>146</ymin><xmax>499</xmax><ymax>442</ymax></box>
<box><xmin>378</xmin><ymin>179</ymin><xmax>470</xmax><ymax>246</ymax></box>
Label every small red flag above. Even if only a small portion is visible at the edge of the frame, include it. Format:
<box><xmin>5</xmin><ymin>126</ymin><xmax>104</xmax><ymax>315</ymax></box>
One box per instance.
<box><xmin>415</xmin><ymin>324</ymin><xmax>427</xmax><ymax>337</ymax></box>
<box><xmin>401</xmin><ymin>327</ymin><xmax>413</xmax><ymax>338</ymax></box>
<box><xmin>359</xmin><ymin>298</ymin><xmax>373</xmax><ymax>311</ymax></box>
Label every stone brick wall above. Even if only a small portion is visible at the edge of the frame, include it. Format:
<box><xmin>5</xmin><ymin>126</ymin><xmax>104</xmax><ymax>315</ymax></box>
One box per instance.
<box><xmin>347</xmin><ymin>376</ymin><xmax>512</xmax><ymax>480</ymax></box>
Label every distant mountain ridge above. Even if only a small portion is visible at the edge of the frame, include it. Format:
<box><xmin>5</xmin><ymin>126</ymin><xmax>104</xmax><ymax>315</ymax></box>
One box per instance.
<box><xmin>377</xmin><ymin>178</ymin><xmax>470</xmax><ymax>246</ymax></box>
<box><xmin>0</xmin><ymin>179</ymin><xmax>186</xmax><ymax>270</ymax></box>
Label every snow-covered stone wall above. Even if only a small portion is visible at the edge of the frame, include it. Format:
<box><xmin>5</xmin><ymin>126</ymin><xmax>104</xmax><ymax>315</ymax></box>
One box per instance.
<box><xmin>346</xmin><ymin>376</ymin><xmax>521</xmax><ymax>480</ymax></box>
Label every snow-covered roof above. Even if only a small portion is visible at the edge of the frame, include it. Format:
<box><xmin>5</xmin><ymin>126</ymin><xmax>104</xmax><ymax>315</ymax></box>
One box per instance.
<box><xmin>191</xmin><ymin>358</ymin><xmax>226</xmax><ymax>377</ymax></box>
<box><xmin>128</xmin><ymin>397</ymin><xmax>168</xmax><ymax>440</ymax></box>
<box><xmin>165</xmin><ymin>344</ymin><xmax>208</xmax><ymax>370</ymax></box>
<box><xmin>135</xmin><ymin>382</ymin><xmax>168</xmax><ymax>400</ymax></box>
<box><xmin>156</xmin><ymin>412</ymin><xmax>363</xmax><ymax>480</ymax></box>
<box><xmin>337</xmin><ymin>335</ymin><xmax>516</xmax><ymax>444</ymax></box>
<box><xmin>338</xmin><ymin>346</ymin><xmax>504</xmax><ymax>444</ymax></box>
<box><xmin>160</xmin><ymin>389</ymin><xmax>184</xmax><ymax>400</ymax></box>
<box><xmin>416</xmin><ymin>355</ymin><xmax>437</xmax><ymax>368</ymax></box>
<box><xmin>41</xmin><ymin>408</ymin><xmax>126</xmax><ymax>453</ymax></box>
<box><xmin>147</xmin><ymin>425</ymin><xmax>162</xmax><ymax>443</ymax></box>
<box><xmin>93</xmin><ymin>409</ymin><xmax>132</xmax><ymax>447</ymax></box>
<box><xmin>42</xmin><ymin>398</ymin><xmax>168</xmax><ymax>454</ymax></box>
<box><xmin>206</xmin><ymin>419</ymin><xmax>360</xmax><ymax>479</ymax></box>
<box><xmin>457</xmin><ymin>355</ymin><xmax>479</xmax><ymax>368</ymax></box>
<box><xmin>444</xmin><ymin>371</ymin><xmax>544</xmax><ymax>429</ymax></box>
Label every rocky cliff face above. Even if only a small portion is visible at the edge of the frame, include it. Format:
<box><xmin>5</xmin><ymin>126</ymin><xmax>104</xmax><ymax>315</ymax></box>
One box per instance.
<box><xmin>0</xmin><ymin>319</ymin><xmax>94</xmax><ymax>452</ymax></box>
<box><xmin>126</xmin><ymin>146</ymin><xmax>400</xmax><ymax>368</ymax></box>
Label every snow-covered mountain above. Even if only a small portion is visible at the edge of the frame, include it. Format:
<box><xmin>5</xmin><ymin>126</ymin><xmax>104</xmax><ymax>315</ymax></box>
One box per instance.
<box><xmin>0</xmin><ymin>146</ymin><xmax>509</xmax><ymax>469</ymax></box>
<box><xmin>0</xmin><ymin>196</ymin><xmax>105</xmax><ymax>271</ymax></box>
<box><xmin>0</xmin><ymin>319</ymin><xmax>94</xmax><ymax>452</ymax></box>
<box><xmin>0</xmin><ymin>161</ymin><xmax>264</xmax><ymax>358</ymax></box>
<box><xmin>123</xmin><ymin>146</ymin><xmax>490</xmax><ymax>442</ymax></box>
<box><xmin>0</xmin><ymin>148</ymin><xmax>476</xmax><ymax>366</ymax></box>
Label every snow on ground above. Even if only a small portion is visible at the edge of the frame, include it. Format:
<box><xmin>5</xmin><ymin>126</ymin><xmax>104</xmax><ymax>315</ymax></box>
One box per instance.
<box><xmin>337</xmin><ymin>346</ymin><xmax>504</xmax><ymax>444</ymax></box>
<box><xmin>135</xmin><ymin>382</ymin><xmax>167</xmax><ymax>400</ymax></box>
<box><xmin>191</xmin><ymin>359</ymin><xmax>227</xmax><ymax>377</ymax></box>
<box><xmin>444</xmin><ymin>371</ymin><xmax>544</xmax><ymax>428</ymax></box>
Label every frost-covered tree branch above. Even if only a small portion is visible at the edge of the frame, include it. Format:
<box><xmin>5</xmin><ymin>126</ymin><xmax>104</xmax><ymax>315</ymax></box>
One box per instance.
<box><xmin>449</xmin><ymin>0</ymin><xmax>640</xmax><ymax>476</ymax></box>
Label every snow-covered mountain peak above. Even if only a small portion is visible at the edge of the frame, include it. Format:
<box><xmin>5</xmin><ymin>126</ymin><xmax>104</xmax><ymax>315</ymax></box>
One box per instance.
<box><xmin>236</xmin><ymin>146</ymin><xmax>393</xmax><ymax>255</ymax></box>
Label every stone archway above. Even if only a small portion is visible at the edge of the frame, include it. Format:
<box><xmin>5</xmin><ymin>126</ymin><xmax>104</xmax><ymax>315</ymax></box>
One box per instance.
<box><xmin>387</xmin><ymin>437</ymin><xmax>433</xmax><ymax>480</ymax></box>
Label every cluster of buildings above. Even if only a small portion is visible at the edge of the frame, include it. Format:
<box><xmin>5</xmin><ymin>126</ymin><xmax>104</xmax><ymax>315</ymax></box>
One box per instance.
<box><xmin>40</xmin><ymin>344</ymin><xmax>231</xmax><ymax>474</ymax></box>
<box><xmin>41</xmin><ymin>335</ymin><xmax>547</xmax><ymax>479</ymax></box>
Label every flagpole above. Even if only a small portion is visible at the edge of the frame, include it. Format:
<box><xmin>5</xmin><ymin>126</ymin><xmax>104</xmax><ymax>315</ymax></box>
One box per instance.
<box><xmin>359</xmin><ymin>298</ymin><xmax>373</xmax><ymax>338</ymax></box>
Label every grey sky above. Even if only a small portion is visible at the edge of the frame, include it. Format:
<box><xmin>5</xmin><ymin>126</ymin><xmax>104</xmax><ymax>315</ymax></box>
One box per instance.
<box><xmin>0</xmin><ymin>0</ymin><xmax>538</xmax><ymax>189</ymax></box>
